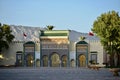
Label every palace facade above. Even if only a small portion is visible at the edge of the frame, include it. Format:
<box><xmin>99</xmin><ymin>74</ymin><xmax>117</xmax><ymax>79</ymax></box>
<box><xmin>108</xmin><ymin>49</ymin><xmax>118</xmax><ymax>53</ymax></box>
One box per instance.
<box><xmin>0</xmin><ymin>30</ymin><xmax>107</xmax><ymax>67</ymax></box>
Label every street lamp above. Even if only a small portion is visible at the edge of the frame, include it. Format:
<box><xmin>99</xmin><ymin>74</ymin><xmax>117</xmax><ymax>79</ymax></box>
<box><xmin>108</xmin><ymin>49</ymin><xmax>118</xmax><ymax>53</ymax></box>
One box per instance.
<box><xmin>39</xmin><ymin>30</ymin><xmax>41</xmax><ymax>67</ymax></box>
<box><xmin>0</xmin><ymin>54</ymin><xmax>3</xmax><ymax>59</ymax></box>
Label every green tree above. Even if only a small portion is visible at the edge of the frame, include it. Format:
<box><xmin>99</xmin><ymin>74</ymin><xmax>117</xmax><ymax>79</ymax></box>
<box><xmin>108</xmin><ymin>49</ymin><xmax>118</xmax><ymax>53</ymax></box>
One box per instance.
<box><xmin>46</xmin><ymin>25</ymin><xmax>54</xmax><ymax>30</ymax></box>
<box><xmin>92</xmin><ymin>11</ymin><xmax>120</xmax><ymax>67</ymax></box>
<box><xmin>0</xmin><ymin>23</ymin><xmax>15</xmax><ymax>54</ymax></box>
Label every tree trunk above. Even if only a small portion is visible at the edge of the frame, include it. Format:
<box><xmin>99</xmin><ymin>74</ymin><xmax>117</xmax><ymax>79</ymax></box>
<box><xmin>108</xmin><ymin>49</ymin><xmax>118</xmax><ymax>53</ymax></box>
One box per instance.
<box><xmin>114</xmin><ymin>53</ymin><xmax>118</xmax><ymax>67</ymax></box>
<box><xmin>118</xmin><ymin>54</ymin><xmax>120</xmax><ymax>66</ymax></box>
<box><xmin>110</xmin><ymin>54</ymin><xmax>114</xmax><ymax>67</ymax></box>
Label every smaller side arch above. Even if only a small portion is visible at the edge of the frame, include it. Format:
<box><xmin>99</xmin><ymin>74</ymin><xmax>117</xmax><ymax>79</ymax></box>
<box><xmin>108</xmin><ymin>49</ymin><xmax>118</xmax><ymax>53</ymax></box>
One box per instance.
<box><xmin>42</xmin><ymin>55</ymin><xmax>48</xmax><ymax>67</ymax></box>
<box><xmin>70</xmin><ymin>59</ymin><xmax>75</xmax><ymax>67</ymax></box>
<box><xmin>61</xmin><ymin>55</ymin><xmax>67</xmax><ymax>67</ymax></box>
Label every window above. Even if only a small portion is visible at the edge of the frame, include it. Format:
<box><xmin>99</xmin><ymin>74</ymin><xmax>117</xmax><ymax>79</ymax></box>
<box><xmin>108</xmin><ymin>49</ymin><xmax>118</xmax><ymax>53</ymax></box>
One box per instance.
<box><xmin>91</xmin><ymin>54</ymin><xmax>97</xmax><ymax>64</ymax></box>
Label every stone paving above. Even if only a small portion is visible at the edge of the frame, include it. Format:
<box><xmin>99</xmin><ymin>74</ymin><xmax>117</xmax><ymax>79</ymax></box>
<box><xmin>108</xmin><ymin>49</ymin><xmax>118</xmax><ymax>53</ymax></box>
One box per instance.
<box><xmin>0</xmin><ymin>67</ymin><xmax>120</xmax><ymax>80</ymax></box>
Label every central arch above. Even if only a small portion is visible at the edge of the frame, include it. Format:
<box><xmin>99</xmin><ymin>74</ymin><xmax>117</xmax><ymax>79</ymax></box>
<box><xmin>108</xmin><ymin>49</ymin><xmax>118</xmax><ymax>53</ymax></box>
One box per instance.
<box><xmin>51</xmin><ymin>53</ymin><xmax>60</xmax><ymax>67</ymax></box>
<box><xmin>78</xmin><ymin>54</ymin><xmax>86</xmax><ymax>67</ymax></box>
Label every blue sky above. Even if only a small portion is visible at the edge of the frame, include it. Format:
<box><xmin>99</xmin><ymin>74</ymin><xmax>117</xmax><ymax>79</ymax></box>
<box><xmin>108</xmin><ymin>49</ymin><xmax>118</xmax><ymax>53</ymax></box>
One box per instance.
<box><xmin>0</xmin><ymin>0</ymin><xmax>120</xmax><ymax>33</ymax></box>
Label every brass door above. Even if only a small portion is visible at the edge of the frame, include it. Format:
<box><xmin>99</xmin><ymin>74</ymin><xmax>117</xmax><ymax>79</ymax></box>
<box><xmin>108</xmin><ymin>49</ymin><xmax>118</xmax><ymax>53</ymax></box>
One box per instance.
<box><xmin>36</xmin><ymin>59</ymin><xmax>40</xmax><ymax>67</ymax></box>
<box><xmin>71</xmin><ymin>59</ymin><xmax>75</xmax><ymax>67</ymax></box>
<box><xmin>26</xmin><ymin>54</ymin><xmax>34</xmax><ymax>67</ymax></box>
<box><xmin>79</xmin><ymin>55</ymin><xmax>86</xmax><ymax>67</ymax></box>
<box><xmin>51</xmin><ymin>53</ymin><xmax>60</xmax><ymax>67</ymax></box>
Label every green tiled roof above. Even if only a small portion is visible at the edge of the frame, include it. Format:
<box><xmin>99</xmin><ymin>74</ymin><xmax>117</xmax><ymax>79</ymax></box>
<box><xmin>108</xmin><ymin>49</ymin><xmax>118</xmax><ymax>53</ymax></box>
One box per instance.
<box><xmin>90</xmin><ymin>51</ymin><xmax>98</xmax><ymax>53</ymax></box>
<box><xmin>41</xmin><ymin>33</ymin><xmax>68</xmax><ymax>36</ymax></box>
<box><xmin>77</xmin><ymin>41</ymin><xmax>88</xmax><ymax>44</ymax></box>
<box><xmin>25</xmin><ymin>41</ymin><xmax>35</xmax><ymax>44</ymax></box>
<box><xmin>16</xmin><ymin>51</ymin><xmax>23</xmax><ymax>53</ymax></box>
<box><xmin>40</xmin><ymin>30</ymin><xmax>69</xmax><ymax>36</ymax></box>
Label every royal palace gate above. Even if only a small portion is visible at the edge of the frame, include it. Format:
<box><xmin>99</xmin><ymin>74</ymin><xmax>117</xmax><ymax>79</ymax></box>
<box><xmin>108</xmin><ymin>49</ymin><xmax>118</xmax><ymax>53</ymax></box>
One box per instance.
<box><xmin>40</xmin><ymin>30</ymin><xmax>69</xmax><ymax>67</ymax></box>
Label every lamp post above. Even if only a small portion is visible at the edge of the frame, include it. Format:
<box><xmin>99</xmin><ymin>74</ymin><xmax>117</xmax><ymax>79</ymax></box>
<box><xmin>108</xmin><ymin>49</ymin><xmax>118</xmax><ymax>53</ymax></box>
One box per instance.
<box><xmin>39</xmin><ymin>30</ymin><xmax>41</xmax><ymax>67</ymax></box>
<box><xmin>0</xmin><ymin>54</ymin><xmax>3</xmax><ymax>59</ymax></box>
<box><xmin>0</xmin><ymin>54</ymin><xmax>4</xmax><ymax>65</ymax></box>
<box><xmin>0</xmin><ymin>53</ymin><xmax>4</xmax><ymax>60</ymax></box>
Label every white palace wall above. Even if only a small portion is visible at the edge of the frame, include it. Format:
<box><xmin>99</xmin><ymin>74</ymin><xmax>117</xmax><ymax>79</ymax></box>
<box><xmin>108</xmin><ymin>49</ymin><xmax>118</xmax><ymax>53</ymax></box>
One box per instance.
<box><xmin>0</xmin><ymin>30</ymin><xmax>105</xmax><ymax>67</ymax></box>
<box><xmin>1</xmin><ymin>41</ymin><xmax>40</xmax><ymax>66</ymax></box>
<box><xmin>1</xmin><ymin>41</ymin><xmax>23</xmax><ymax>65</ymax></box>
<box><xmin>89</xmin><ymin>40</ymin><xmax>104</xmax><ymax>65</ymax></box>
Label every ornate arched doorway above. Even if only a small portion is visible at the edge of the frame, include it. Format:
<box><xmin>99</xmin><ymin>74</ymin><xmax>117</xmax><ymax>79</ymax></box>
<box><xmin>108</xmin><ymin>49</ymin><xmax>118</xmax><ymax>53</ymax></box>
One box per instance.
<box><xmin>76</xmin><ymin>40</ymin><xmax>88</xmax><ymax>67</ymax></box>
<box><xmin>61</xmin><ymin>55</ymin><xmax>67</xmax><ymax>67</ymax></box>
<box><xmin>43</xmin><ymin>55</ymin><xmax>48</xmax><ymax>67</ymax></box>
<box><xmin>78</xmin><ymin>54</ymin><xmax>86</xmax><ymax>67</ymax></box>
<box><xmin>51</xmin><ymin>53</ymin><xmax>60</xmax><ymax>67</ymax></box>
<box><xmin>26</xmin><ymin>54</ymin><xmax>34</xmax><ymax>67</ymax></box>
<box><xmin>24</xmin><ymin>41</ymin><xmax>35</xmax><ymax>67</ymax></box>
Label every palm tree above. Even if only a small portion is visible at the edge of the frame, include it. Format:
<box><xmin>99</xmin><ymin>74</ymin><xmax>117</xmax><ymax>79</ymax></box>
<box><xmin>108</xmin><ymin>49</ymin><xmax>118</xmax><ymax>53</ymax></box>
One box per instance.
<box><xmin>0</xmin><ymin>23</ymin><xmax>15</xmax><ymax>54</ymax></box>
<box><xmin>80</xmin><ymin>36</ymin><xmax>86</xmax><ymax>41</ymax></box>
<box><xmin>46</xmin><ymin>25</ymin><xmax>54</xmax><ymax>30</ymax></box>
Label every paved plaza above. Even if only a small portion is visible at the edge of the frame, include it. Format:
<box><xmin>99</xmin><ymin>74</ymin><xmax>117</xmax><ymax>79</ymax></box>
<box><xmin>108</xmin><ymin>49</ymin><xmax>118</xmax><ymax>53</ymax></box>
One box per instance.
<box><xmin>0</xmin><ymin>67</ymin><xmax>120</xmax><ymax>80</ymax></box>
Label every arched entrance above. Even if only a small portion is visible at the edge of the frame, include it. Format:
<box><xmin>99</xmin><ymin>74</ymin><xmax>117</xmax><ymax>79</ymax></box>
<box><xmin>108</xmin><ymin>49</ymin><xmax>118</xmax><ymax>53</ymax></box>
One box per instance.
<box><xmin>43</xmin><ymin>55</ymin><xmax>48</xmax><ymax>67</ymax></box>
<box><xmin>78</xmin><ymin>54</ymin><xmax>86</xmax><ymax>67</ymax></box>
<box><xmin>24</xmin><ymin>41</ymin><xmax>35</xmax><ymax>67</ymax></box>
<box><xmin>51</xmin><ymin>53</ymin><xmax>60</xmax><ymax>67</ymax></box>
<box><xmin>61</xmin><ymin>55</ymin><xmax>67</xmax><ymax>67</ymax></box>
<box><xmin>26</xmin><ymin>54</ymin><xmax>34</xmax><ymax>67</ymax></box>
<box><xmin>76</xmin><ymin>41</ymin><xmax>88</xmax><ymax>67</ymax></box>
